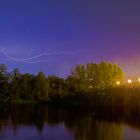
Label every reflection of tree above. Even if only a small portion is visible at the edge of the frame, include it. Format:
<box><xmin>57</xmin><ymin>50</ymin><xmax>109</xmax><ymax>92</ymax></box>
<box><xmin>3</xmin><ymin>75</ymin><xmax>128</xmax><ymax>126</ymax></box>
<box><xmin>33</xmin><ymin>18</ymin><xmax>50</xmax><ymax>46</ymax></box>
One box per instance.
<box><xmin>9</xmin><ymin>104</ymin><xmax>48</xmax><ymax>131</ymax></box>
<box><xmin>65</xmin><ymin>115</ymin><xmax>122</xmax><ymax>140</ymax></box>
<box><xmin>94</xmin><ymin>121</ymin><xmax>122</xmax><ymax>140</ymax></box>
<box><xmin>0</xmin><ymin>105</ymin><xmax>10</xmax><ymax>136</ymax></box>
<box><xmin>0</xmin><ymin>105</ymin><xmax>140</xmax><ymax>140</ymax></box>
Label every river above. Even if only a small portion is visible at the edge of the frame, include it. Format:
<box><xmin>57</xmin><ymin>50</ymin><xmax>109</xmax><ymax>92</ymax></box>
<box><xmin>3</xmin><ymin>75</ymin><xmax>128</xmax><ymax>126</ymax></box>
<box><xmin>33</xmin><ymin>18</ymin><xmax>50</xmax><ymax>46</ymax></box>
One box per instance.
<box><xmin>0</xmin><ymin>104</ymin><xmax>140</xmax><ymax>140</ymax></box>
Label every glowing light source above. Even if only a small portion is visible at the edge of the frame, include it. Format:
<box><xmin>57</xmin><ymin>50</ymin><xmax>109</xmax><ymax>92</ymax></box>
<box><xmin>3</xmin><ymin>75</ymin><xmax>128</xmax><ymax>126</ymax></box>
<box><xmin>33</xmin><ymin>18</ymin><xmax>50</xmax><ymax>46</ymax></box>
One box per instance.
<box><xmin>88</xmin><ymin>85</ymin><xmax>93</xmax><ymax>89</ymax></box>
<box><xmin>128</xmin><ymin>79</ymin><xmax>132</xmax><ymax>83</ymax></box>
<box><xmin>116</xmin><ymin>81</ymin><xmax>120</xmax><ymax>85</ymax></box>
<box><xmin>138</xmin><ymin>78</ymin><xmax>140</xmax><ymax>82</ymax></box>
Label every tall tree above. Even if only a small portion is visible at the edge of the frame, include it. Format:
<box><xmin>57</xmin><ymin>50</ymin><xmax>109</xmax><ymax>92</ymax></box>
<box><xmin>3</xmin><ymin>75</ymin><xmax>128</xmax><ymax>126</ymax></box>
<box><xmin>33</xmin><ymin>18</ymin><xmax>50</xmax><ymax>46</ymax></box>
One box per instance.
<box><xmin>35</xmin><ymin>72</ymin><xmax>48</xmax><ymax>101</ymax></box>
<box><xmin>11</xmin><ymin>68</ymin><xmax>21</xmax><ymax>99</ymax></box>
<box><xmin>68</xmin><ymin>62</ymin><xmax>124</xmax><ymax>90</ymax></box>
<box><xmin>47</xmin><ymin>75</ymin><xmax>64</xmax><ymax>99</ymax></box>
<box><xmin>0</xmin><ymin>64</ymin><xmax>10</xmax><ymax>100</ymax></box>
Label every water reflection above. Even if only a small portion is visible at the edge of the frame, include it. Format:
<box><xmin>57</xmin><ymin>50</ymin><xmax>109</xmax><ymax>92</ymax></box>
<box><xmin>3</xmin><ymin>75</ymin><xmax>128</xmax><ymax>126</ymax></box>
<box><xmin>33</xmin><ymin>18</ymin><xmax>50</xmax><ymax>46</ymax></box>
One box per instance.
<box><xmin>0</xmin><ymin>104</ymin><xmax>139</xmax><ymax>140</ymax></box>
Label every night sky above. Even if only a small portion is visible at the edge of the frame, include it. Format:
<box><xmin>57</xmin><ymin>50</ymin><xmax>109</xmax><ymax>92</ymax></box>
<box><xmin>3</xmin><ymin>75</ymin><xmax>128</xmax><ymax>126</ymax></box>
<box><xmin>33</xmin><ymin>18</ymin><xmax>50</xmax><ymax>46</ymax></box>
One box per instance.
<box><xmin>0</xmin><ymin>0</ymin><xmax>140</xmax><ymax>77</ymax></box>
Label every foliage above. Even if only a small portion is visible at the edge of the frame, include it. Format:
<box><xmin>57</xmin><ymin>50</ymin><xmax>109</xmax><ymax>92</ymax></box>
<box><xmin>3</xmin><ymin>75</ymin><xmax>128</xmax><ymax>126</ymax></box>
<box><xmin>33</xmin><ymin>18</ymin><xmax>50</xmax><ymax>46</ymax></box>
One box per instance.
<box><xmin>0</xmin><ymin>62</ymin><xmax>124</xmax><ymax>103</ymax></box>
<box><xmin>68</xmin><ymin>62</ymin><xmax>124</xmax><ymax>90</ymax></box>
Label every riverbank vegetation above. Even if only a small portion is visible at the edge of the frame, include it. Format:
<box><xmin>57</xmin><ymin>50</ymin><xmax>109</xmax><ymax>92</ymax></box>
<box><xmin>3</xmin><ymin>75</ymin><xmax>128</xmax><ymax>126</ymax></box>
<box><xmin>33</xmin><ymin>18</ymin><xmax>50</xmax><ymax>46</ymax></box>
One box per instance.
<box><xmin>0</xmin><ymin>62</ymin><xmax>140</xmax><ymax>111</ymax></box>
<box><xmin>0</xmin><ymin>62</ymin><xmax>123</xmax><ymax>102</ymax></box>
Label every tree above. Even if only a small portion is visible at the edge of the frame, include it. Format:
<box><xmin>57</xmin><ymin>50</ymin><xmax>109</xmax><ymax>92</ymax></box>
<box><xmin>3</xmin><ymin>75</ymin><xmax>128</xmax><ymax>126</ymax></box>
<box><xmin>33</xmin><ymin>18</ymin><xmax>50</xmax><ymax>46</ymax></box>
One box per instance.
<box><xmin>17</xmin><ymin>73</ymin><xmax>35</xmax><ymax>100</ymax></box>
<box><xmin>68</xmin><ymin>62</ymin><xmax>124</xmax><ymax>90</ymax></box>
<box><xmin>34</xmin><ymin>72</ymin><xmax>48</xmax><ymax>101</ymax></box>
<box><xmin>70</xmin><ymin>64</ymin><xmax>87</xmax><ymax>91</ymax></box>
<box><xmin>47</xmin><ymin>75</ymin><xmax>64</xmax><ymax>99</ymax></box>
<box><xmin>0</xmin><ymin>64</ymin><xmax>10</xmax><ymax>100</ymax></box>
<box><xmin>0</xmin><ymin>64</ymin><xmax>8</xmax><ymax>83</ymax></box>
<box><xmin>11</xmin><ymin>68</ymin><xmax>21</xmax><ymax>99</ymax></box>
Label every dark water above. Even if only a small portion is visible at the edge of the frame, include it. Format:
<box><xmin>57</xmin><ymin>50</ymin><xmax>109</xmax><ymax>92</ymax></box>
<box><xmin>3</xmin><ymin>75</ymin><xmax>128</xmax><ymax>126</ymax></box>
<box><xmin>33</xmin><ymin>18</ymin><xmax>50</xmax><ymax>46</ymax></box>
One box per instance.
<box><xmin>0</xmin><ymin>104</ymin><xmax>140</xmax><ymax>140</ymax></box>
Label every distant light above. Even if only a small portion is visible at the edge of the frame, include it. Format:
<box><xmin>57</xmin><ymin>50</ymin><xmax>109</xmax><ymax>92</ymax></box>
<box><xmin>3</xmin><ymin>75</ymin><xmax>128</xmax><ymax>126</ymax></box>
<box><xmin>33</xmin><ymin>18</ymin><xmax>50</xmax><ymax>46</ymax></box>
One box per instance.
<box><xmin>117</xmin><ymin>81</ymin><xmax>120</xmax><ymax>85</ymax></box>
<box><xmin>138</xmin><ymin>78</ymin><xmax>140</xmax><ymax>82</ymax></box>
<box><xmin>88</xmin><ymin>85</ymin><xmax>93</xmax><ymax>89</ymax></box>
<box><xmin>128</xmin><ymin>79</ymin><xmax>132</xmax><ymax>83</ymax></box>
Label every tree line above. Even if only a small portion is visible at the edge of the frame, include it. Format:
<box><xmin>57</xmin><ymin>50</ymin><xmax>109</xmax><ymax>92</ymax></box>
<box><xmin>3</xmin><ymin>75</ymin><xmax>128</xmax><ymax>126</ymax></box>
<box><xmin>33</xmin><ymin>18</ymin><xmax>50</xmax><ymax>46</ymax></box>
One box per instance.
<box><xmin>0</xmin><ymin>62</ymin><xmax>124</xmax><ymax>102</ymax></box>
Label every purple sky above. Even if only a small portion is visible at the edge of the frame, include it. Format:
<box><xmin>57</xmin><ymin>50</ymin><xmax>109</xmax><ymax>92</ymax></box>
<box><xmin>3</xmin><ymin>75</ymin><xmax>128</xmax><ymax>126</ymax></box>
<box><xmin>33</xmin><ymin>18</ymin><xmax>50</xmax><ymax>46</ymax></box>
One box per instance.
<box><xmin>0</xmin><ymin>0</ymin><xmax>140</xmax><ymax>77</ymax></box>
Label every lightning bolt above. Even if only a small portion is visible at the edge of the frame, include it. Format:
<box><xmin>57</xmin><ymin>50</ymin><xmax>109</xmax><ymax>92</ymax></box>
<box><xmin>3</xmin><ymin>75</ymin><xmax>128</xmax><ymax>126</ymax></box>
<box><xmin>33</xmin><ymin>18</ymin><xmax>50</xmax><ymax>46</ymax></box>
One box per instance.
<box><xmin>0</xmin><ymin>48</ymin><xmax>74</xmax><ymax>63</ymax></box>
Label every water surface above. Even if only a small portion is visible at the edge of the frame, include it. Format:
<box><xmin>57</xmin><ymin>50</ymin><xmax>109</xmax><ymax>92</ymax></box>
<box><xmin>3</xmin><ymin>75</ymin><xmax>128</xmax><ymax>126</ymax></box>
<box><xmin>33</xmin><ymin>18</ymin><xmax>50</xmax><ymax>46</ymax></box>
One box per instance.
<box><xmin>0</xmin><ymin>104</ymin><xmax>140</xmax><ymax>140</ymax></box>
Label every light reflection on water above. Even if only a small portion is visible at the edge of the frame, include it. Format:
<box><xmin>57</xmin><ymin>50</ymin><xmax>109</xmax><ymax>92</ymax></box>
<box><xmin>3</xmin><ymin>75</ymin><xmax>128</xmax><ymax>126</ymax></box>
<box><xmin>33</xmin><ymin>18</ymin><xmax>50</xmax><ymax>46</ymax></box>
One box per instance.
<box><xmin>0</xmin><ymin>104</ymin><xmax>140</xmax><ymax>140</ymax></box>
